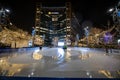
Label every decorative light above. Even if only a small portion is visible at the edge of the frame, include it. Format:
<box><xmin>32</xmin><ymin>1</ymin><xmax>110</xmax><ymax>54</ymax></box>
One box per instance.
<box><xmin>104</xmin><ymin>32</ymin><xmax>112</xmax><ymax>44</ymax></box>
<box><xmin>108</xmin><ymin>8</ymin><xmax>114</xmax><ymax>12</ymax></box>
<box><xmin>5</xmin><ymin>9</ymin><xmax>10</xmax><ymax>13</ymax></box>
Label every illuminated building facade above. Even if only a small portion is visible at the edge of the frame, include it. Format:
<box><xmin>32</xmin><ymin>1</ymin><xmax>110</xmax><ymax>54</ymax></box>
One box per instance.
<box><xmin>34</xmin><ymin>2</ymin><xmax>72</xmax><ymax>46</ymax></box>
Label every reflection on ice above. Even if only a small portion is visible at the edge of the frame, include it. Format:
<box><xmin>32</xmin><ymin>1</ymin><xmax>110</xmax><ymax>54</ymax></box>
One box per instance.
<box><xmin>78</xmin><ymin>53</ymin><xmax>91</xmax><ymax>60</ymax></box>
<box><xmin>57</xmin><ymin>48</ymin><xmax>65</xmax><ymax>59</ymax></box>
<box><xmin>64</xmin><ymin>48</ymin><xmax>91</xmax><ymax>61</ymax></box>
<box><xmin>34</xmin><ymin>49</ymin><xmax>40</xmax><ymax>53</ymax></box>
<box><xmin>65</xmin><ymin>50</ymin><xmax>71</xmax><ymax>62</ymax></box>
<box><xmin>99</xmin><ymin>70</ymin><xmax>113</xmax><ymax>78</ymax></box>
<box><xmin>86</xmin><ymin>71</ymin><xmax>93</xmax><ymax>78</ymax></box>
<box><xmin>31</xmin><ymin>72</ymin><xmax>34</xmax><ymax>75</ymax></box>
<box><xmin>0</xmin><ymin>47</ymin><xmax>120</xmax><ymax>78</ymax></box>
<box><xmin>0</xmin><ymin>57</ymin><xmax>27</xmax><ymax>76</ymax></box>
<box><xmin>32</xmin><ymin>51</ymin><xmax>42</xmax><ymax>60</ymax></box>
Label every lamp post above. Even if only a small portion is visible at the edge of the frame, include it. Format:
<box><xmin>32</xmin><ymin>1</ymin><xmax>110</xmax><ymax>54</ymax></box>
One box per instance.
<box><xmin>0</xmin><ymin>8</ymin><xmax>10</xmax><ymax>25</ymax></box>
<box><xmin>84</xmin><ymin>26</ymin><xmax>89</xmax><ymax>47</ymax></box>
<box><xmin>107</xmin><ymin>1</ymin><xmax>120</xmax><ymax>48</ymax></box>
<box><xmin>108</xmin><ymin>1</ymin><xmax>120</xmax><ymax>26</ymax></box>
<box><xmin>108</xmin><ymin>8</ymin><xmax>114</xmax><ymax>12</ymax></box>
<box><xmin>32</xmin><ymin>27</ymin><xmax>35</xmax><ymax>47</ymax></box>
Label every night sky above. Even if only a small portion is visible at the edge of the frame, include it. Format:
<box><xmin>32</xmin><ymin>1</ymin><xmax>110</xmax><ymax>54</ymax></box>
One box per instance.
<box><xmin>0</xmin><ymin>0</ymin><xmax>118</xmax><ymax>33</ymax></box>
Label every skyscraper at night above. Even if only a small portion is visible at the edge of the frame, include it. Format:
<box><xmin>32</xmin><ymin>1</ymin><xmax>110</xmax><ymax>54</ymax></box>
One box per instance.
<box><xmin>34</xmin><ymin>2</ymin><xmax>72</xmax><ymax>46</ymax></box>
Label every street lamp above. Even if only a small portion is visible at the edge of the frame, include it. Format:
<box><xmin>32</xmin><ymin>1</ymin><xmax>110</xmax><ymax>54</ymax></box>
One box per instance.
<box><xmin>84</xmin><ymin>26</ymin><xmax>89</xmax><ymax>36</ymax></box>
<box><xmin>84</xmin><ymin>26</ymin><xmax>89</xmax><ymax>47</ymax></box>
<box><xmin>5</xmin><ymin>9</ymin><xmax>10</xmax><ymax>13</ymax></box>
<box><xmin>107</xmin><ymin>0</ymin><xmax>120</xmax><ymax>25</ymax></box>
<box><xmin>108</xmin><ymin>8</ymin><xmax>114</xmax><ymax>12</ymax></box>
<box><xmin>0</xmin><ymin>8</ymin><xmax>10</xmax><ymax>25</ymax></box>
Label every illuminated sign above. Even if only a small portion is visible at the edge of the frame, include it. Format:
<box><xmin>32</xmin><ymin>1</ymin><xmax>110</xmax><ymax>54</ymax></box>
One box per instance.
<box><xmin>48</xmin><ymin>12</ymin><xmax>59</xmax><ymax>14</ymax></box>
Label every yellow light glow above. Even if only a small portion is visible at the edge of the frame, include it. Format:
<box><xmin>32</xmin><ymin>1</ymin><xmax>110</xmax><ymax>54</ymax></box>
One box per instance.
<box><xmin>48</xmin><ymin>12</ymin><xmax>51</xmax><ymax>14</ymax></box>
<box><xmin>32</xmin><ymin>52</ymin><xmax>42</xmax><ymax>60</ymax></box>
<box><xmin>98</xmin><ymin>70</ymin><xmax>113</xmax><ymax>78</ymax></box>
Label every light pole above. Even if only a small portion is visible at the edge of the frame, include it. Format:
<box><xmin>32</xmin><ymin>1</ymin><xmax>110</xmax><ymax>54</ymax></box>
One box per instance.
<box><xmin>84</xmin><ymin>26</ymin><xmax>89</xmax><ymax>47</ymax></box>
<box><xmin>108</xmin><ymin>1</ymin><xmax>120</xmax><ymax>26</ymax></box>
<box><xmin>0</xmin><ymin>8</ymin><xmax>10</xmax><ymax>25</ymax></box>
<box><xmin>107</xmin><ymin>1</ymin><xmax>120</xmax><ymax>47</ymax></box>
<box><xmin>31</xmin><ymin>27</ymin><xmax>36</xmax><ymax>47</ymax></box>
<box><xmin>0</xmin><ymin>8</ymin><xmax>5</xmax><ymax>24</ymax></box>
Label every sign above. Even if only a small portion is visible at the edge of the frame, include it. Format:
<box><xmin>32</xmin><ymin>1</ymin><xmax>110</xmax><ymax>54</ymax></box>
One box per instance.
<box><xmin>48</xmin><ymin>12</ymin><xmax>59</xmax><ymax>15</ymax></box>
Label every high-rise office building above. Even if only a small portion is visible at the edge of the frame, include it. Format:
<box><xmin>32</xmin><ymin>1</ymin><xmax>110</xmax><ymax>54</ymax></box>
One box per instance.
<box><xmin>34</xmin><ymin>2</ymin><xmax>72</xmax><ymax>46</ymax></box>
